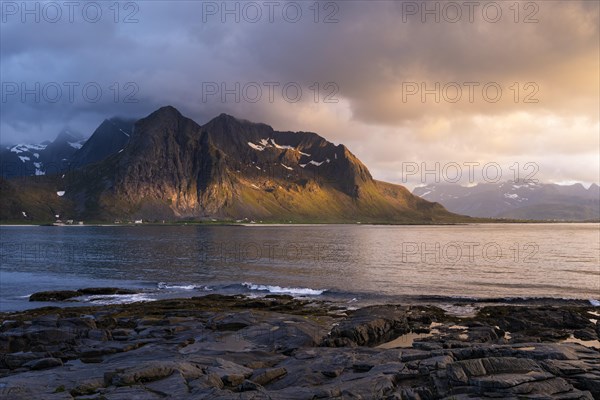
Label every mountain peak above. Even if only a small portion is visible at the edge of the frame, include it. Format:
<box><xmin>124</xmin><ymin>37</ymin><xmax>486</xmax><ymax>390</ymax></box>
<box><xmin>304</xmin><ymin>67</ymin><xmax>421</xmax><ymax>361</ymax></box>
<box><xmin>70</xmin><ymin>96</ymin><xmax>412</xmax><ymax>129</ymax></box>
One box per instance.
<box><xmin>69</xmin><ymin>116</ymin><xmax>134</xmax><ymax>168</ymax></box>
<box><xmin>207</xmin><ymin>113</ymin><xmax>268</xmax><ymax>128</ymax></box>
<box><xmin>203</xmin><ymin>112</ymin><xmax>274</xmax><ymax>141</ymax></box>
<box><xmin>132</xmin><ymin>106</ymin><xmax>192</xmax><ymax>139</ymax></box>
<box><xmin>54</xmin><ymin>129</ymin><xmax>83</xmax><ymax>143</ymax></box>
<box><xmin>148</xmin><ymin>105</ymin><xmax>183</xmax><ymax>119</ymax></box>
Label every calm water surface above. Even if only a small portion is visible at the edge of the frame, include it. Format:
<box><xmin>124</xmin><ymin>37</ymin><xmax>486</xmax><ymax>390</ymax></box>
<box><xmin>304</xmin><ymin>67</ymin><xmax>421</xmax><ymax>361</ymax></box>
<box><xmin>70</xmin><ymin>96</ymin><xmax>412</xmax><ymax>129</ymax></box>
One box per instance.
<box><xmin>1</xmin><ymin>223</ymin><xmax>598</xmax><ymax>311</ymax></box>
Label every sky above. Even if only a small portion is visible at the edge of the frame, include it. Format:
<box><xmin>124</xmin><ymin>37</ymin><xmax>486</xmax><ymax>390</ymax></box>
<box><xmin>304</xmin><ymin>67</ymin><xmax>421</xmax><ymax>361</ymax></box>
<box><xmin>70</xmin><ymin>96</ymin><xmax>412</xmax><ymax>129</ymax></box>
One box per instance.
<box><xmin>1</xmin><ymin>0</ymin><xmax>599</xmax><ymax>189</ymax></box>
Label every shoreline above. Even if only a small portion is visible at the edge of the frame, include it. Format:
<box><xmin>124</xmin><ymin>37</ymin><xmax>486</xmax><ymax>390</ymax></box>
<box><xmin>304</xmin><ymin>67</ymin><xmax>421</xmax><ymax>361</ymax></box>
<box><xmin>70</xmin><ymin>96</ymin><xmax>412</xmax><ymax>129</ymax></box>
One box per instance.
<box><xmin>2</xmin><ymin>220</ymin><xmax>600</xmax><ymax>227</ymax></box>
<box><xmin>1</xmin><ymin>295</ymin><xmax>598</xmax><ymax>399</ymax></box>
<box><xmin>2</xmin><ymin>285</ymin><xmax>599</xmax><ymax>314</ymax></box>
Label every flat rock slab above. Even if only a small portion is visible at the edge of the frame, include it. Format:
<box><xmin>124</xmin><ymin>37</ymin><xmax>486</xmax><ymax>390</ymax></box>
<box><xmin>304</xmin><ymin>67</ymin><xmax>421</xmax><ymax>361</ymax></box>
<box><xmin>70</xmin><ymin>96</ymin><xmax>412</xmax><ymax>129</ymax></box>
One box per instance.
<box><xmin>0</xmin><ymin>296</ymin><xmax>598</xmax><ymax>399</ymax></box>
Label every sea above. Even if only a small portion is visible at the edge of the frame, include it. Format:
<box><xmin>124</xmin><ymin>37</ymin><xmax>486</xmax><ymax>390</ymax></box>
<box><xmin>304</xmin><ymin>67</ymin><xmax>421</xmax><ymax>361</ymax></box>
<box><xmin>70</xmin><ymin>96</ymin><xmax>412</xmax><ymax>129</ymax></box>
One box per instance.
<box><xmin>0</xmin><ymin>223</ymin><xmax>598</xmax><ymax>312</ymax></box>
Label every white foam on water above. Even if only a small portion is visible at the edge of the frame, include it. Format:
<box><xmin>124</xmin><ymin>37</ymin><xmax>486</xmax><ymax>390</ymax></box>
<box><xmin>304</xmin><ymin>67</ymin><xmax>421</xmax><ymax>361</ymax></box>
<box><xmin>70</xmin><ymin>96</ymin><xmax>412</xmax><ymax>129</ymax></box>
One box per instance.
<box><xmin>157</xmin><ymin>282</ymin><xmax>212</xmax><ymax>291</ymax></box>
<box><xmin>242</xmin><ymin>282</ymin><xmax>325</xmax><ymax>296</ymax></box>
<box><xmin>589</xmin><ymin>299</ymin><xmax>600</xmax><ymax>307</ymax></box>
<box><xmin>82</xmin><ymin>293</ymin><xmax>155</xmax><ymax>305</ymax></box>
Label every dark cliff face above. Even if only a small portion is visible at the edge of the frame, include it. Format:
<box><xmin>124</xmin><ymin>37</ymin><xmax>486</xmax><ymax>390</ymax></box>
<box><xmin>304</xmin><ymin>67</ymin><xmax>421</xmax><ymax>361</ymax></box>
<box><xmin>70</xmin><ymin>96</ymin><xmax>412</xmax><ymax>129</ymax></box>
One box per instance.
<box><xmin>201</xmin><ymin>113</ymin><xmax>374</xmax><ymax>197</ymax></box>
<box><xmin>70</xmin><ymin>118</ymin><xmax>134</xmax><ymax>168</ymax></box>
<box><xmin>102</xmin><ymin>106</ymin><xmax>382</xmax><ymax>218</ymax></box>
<box><xmin>2</xmin><ymin>106</ymin><xmax>459</xmax><ymax>223</ymax></box>
<box><xmin>112</xmin><ymin>106</ymin><xmax>233</xmax><ymax>217</ymax></box>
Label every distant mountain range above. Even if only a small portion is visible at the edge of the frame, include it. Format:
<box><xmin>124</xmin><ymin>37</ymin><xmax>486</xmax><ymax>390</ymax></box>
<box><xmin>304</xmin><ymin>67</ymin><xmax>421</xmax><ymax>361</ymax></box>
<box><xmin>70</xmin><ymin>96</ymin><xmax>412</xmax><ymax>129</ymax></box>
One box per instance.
<box><xmin>413</xmin><ymin>181</ymin><xmax>600</xmax><ymax>221</ymax></box>
<box><xmin>1</xmin><ymin>130</ymin><xmax>86</xmax><ymax>178</ymax></box>
<box><xmin>1</xmin><ymin>118</ymin><xmax>134</xmax><ymax>178</ymax></box>
<box><xmin>0</xmin><ymin>106</ymin><xmax>461</xmax><ymax>224</ymax></box>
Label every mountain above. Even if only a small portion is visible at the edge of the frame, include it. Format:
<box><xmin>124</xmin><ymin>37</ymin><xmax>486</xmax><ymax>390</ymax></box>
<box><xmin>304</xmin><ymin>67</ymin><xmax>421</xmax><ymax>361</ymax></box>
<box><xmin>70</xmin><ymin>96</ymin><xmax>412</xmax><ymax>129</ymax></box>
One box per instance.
<box><xmin>0</xmin><ymin>130</ymin><xmax>85</xmax><ymax>178</ymax></box>
<box><xmin>1</xmin><ymin>106</ymin><xmax>462</xmax><ymax>224</ymax></box>
<box><xmin>413</xmin><ymin>181</ymin><xmax>600</xmax><ymax>221</ymax></box>
<box><xmin>69</xmin><ymin>118</ymin><xmax>134</xmax><ymax>168</ymax></box>
<box><xmin>0</xmin><ymin>176</ymin><xmax>74</xmax><ymax>222</ymax></box>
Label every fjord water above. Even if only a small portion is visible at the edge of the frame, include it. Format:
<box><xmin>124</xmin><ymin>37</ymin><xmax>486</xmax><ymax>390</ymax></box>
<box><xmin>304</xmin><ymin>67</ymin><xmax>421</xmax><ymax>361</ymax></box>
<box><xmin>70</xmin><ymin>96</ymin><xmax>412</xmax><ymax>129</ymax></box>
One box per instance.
<box><xmin>0</xmin><ymin>224</ymin><xmax>598</xmax><ymax>311</ymax></box>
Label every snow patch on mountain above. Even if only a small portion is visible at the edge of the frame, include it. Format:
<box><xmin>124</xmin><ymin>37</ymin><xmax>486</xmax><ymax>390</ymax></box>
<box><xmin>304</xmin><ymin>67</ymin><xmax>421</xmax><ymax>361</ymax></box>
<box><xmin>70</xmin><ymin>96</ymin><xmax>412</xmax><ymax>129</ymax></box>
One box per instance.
<box><xmin>69</xmin><ymin>141</ymin><xmax>84</xmax><ymax>149</ymax></box>
<box><xmin>248</xmin><ymin>142</ymin><xmax>265</xmax><ymax>151</ymax></box>
<box><xmin>247</xmin><ymin>138</ymin><xmax>312</xmax><ymax>157</ymax></box>
<box><xmin>10</xmin><ymin>143</ymin><xmax>47</xmax><ymax>154</ymax></box>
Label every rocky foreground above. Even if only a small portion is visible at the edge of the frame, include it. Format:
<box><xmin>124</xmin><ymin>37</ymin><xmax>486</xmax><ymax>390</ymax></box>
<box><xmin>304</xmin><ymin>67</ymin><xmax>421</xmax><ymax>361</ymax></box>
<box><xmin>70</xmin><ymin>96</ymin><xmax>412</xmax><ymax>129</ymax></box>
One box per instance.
<box><xmin>1</xmin><ymin>294</ymin><xmax>599</xmax><ymax>399</ymax></box>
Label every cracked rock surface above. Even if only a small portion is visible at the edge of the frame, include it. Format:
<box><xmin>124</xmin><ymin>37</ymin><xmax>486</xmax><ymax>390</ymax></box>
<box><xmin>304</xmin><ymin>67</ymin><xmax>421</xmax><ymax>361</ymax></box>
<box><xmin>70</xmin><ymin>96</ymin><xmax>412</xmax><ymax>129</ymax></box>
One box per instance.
<box><xmin>1</xmin><ymin>295</ymin><xmax>598</xmax><ymax>399</ymax></box>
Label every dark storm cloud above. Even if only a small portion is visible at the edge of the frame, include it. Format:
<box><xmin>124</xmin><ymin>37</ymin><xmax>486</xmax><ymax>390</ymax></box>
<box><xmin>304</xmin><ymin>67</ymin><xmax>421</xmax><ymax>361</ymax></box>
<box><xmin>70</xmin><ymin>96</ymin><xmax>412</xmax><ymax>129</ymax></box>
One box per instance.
<box><xmin>0</xmin><ymin>1</ymin><xmax>598</xmax><ymax>185</ymax></box>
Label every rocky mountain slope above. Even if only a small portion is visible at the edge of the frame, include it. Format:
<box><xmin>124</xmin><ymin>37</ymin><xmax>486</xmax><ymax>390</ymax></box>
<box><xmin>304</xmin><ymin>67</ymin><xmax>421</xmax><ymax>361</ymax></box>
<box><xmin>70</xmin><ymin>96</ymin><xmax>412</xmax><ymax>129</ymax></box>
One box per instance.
<box><xmin>69</xmin><ymin>118</ymin><xmax>134</xmax><ymax>168</ymax></box>
<box><xmin>2</xmin><ymin>106</ymin><xmax>461</xmax><ymax>223</ymax></box>
<box><xmin>413</xmin><ymin>181</ymin><xmax>600</xmax><ymax>221</ymax></box>
<box><xmin>0</xmin><ymin>130</ymin><xmax>85</xmax><ymax>178</ymax></box>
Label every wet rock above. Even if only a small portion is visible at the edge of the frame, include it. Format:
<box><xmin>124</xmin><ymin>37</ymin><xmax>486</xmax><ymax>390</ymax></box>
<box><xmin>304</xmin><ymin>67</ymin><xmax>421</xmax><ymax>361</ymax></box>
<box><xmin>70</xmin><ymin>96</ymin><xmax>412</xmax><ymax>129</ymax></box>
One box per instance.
<box><xmin>479</xmin><ymin>306</ymin><xmax>595</xmax><ymax>342</ymax></box>
<box><xmin>265</xmin><ymin>294</ymin><xmax>294</xmax><ymax>301</ymax></box>
<box><xmin>464</xmin><ymin>325</ymin><xmax>499</xmax><ymax>343</ymax></box>
<box><xmin>29</xmin><ymin>291</ymin><xmax>81</xmax><ymax>302</ymax></box>
<box><xmin>251</xmin><ymin>367</ymin><xmax>287</xmax><ymax>386</ymax></box>
<box><xmin>321</xmin><ymin>368</ymin><xmax>343</xmax><ymax>378</ymax></box>
<box><xmin>3</xmin><ymin>352</ymin><xmax>45</xmax><ymax>369</ymax></box>
<box><xmin>70</xmin><ymin>377</ymin><xmax>105</xmax><ymax>396</ymax></box>
<box><xmin>111</xmin><ymin>328</ymin><xmax>135</xmax><ymax>340</ymax></box>
<box><xmin>570</xmin><ymin>372</ymin><xmax>600</xmax><ymax>395</ymax></box>
<box><xmin>240</xmin><ymin>379</ymin><xmax>263</xmax><ymax>391</ymax></box>
<box><xmin>339</xmin><ymin>373</ymin><xmax>399</xmax><ymax>398</ymax></box>
<box><xmin>574</xmin><ymin>328</ymin><xmax>597</xmax><ymax>341</ymax></box>
<box><xmin>105</xmin><ymin>365</ymin><xmax>166</xmax><ymax>387</ymax></box>
<box><xmin>23</xmin><ymin>357</ymin><xmax>63</xmax><ymax>370</ymax></box>
<box><xmin>447</xmin><ymin>357</ymin><xmax>543</xmax><ymax>384</ymax></box>
<box><xmin>189</xmin><ymin>373</ymin><xmax>224</xmax><ymax>390</ymax></box>
<box><xmin>58</xmin><ymin>317</ymin><xmax>96</xmax><ymax>330</ymax></box>
<box><xmin>101</xmin><ymin>385</ymin><xmax>163</xmax><ymax>399</ymax></box>
<box><xmin>269</xmin><ymin>386</ymin><xmax>341</xmax><ymax>399</ymax></box>
<box><xmin>322</xmin><ymin>305</ymin><xmax>410</xmax><ymax>347</ymax></box>
<box><xmin>445</xmin><ymin>356</ymin><xmax>596</xmax><ymax>398</ymax></box>
<box><xmin>30</xmin><ymin>314</ymin><xmax>59</xmax><ymax>327</ymax></box>
<box><xmin>2</xmin><ymin>297</ymin><xmax>599</xmax><ymax>400</ymax></box>
<box><xmin>209</xmin><ymin>311</ymin><xmax>257</xmax><ymax>331</ymax></box>
<box><xmin>223</xmin><ymin>373</ymin><xmax>246</xmax><ymax>386</ymax></box>
<box><xmin>26</xmin><ymin>327</ymin><xmax>78</xmax><ymax>346</ymax></box>
<box><xmin>352</xmin><ymin>363</ymin><xmax>374</xmax><ymax>372</ymax></box>
<box><xmin>239</xmin><ymin>321</ymin><xmax>325</xmax><ymax>353</ymax></box>
<box><xmin>87</xmin><ymin>328</ymin><xmax>111</xmax><ymax>341</ymax></box>
<box><xmin>144</xmin><ymin>371</ymin><xmax>190</xmax><ymax>397</ymax></box>
<box><xmin>206</xmin><ymin>358</ymin><xmax>253</xmax><ymax>387</ymax></box>
<box><xmin>78</xmin><ymin>288</ymin><xmax>137</xmax><ymax>295</ymax></box>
